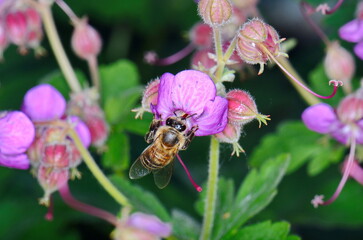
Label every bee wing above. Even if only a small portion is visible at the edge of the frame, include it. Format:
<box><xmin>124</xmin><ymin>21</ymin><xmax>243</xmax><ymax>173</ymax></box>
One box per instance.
<box><xmin>153</xmin><ymin>161</ymin><xmax>174</xmax><ymax>189</ymax></box>
<box><xmin>129</xmin><ymin>157</ymin><xmax>151</xmax><ymax>179</ymax></box>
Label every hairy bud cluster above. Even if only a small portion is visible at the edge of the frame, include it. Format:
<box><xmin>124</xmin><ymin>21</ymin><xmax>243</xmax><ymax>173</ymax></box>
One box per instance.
<box><xmin>2</xmin><ymin>6</ymin><xmax>43</xmax><ymax>57</ymax></box>
<box><xmin>67</xmin><ymin>88</ymin><xmax>109</xmax><ymax>148</ymax></box>
<box><xmin>215</xmin><ymin>89</ymin><xmax>269</xmax><ymax>156</ymax></box>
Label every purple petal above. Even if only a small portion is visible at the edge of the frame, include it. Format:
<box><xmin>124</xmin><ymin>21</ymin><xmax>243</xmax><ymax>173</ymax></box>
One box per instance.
<box><xmin>0</xmin><ymin>153</ymin><xmax>30</xmax><ymax>169</ymax></box>
<box><xmin>22</xmin><ymin>84</ymin><xmax>66</xmax><ymax>121</ymax></box>
<box><xmin>347</xmin><ymin>160</ymin><xmax>363</xmax><ymax>185</ymax></box>
<box><xmin>69</xmin><ymin>116</ymin><xmax>91</xmax><ymax>148</ymax></box>
<box><xmin>354</xmin><ymin>41</ymin><xmax>363</xmax><ymax>60</ymax></box>
<box><xmin>194</xmin><ymin>96</ymin><xmax>228</xmax><ymax>136</ymax></box>
<box><xmin>301</xmin><ymin>103</ymin><xmax>337</xmax><ymax>134</ymax></box>
<box><xmin>330</xmin><ymin>122</ymin><xmax>350</xmax><ymax>145</ymax></box>
<box><xmin>156</xmin><ymin>73</ymin><xmax>174</xmax><ymax>119</ymax></box>
<box><xmin>0</xmin><ymin>111</ymin><xmax>35</xmax><ymax>155</ymax></box>
<box><xmin>127</xmin><ymin>213</ymin><xmax>172</xmax><ymax>237</ymax></box>
<box><xmin>171</xmin><ymin>70</ymin><xmax>216</xmax><ymax>116</ymax></box>
<box><xmin>339</xmin><ymin>19</ymin><xmax>363</xmax><ymax>43</ymax></box>
<box><xmin>356</xmin><ymin>119</ymin><xmax>363</xmax><ymax>145</ymax></box>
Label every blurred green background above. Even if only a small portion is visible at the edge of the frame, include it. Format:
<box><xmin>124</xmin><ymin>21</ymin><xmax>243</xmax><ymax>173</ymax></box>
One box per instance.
<box><xmin>1</xmin><ymin>0</ymin><xmax>363</xmax><ymax>239</ymax></box>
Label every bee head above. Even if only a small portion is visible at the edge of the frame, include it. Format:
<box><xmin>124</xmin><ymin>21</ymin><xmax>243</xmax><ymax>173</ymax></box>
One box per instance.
<box><xmin>166</xmin><ymin>117</ymin><xmax>186</xmax><ymax>132</ymax></box>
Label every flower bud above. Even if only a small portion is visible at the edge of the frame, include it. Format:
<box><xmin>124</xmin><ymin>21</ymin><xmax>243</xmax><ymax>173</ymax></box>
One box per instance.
<box><xmin>71</xmin><ymin>18</ymin><xmax>102</xmax><ymax>60</ymax></box>
<box><xmin>214</xmin><ymin>122</ymin><xmax>241</xmax><ymax>143</ymax></box>
<box><xmin>191</xmin><ymin>49</ymin><xmax>217</xmax><ymax>70</ymax></box>
<box><xmin>0</xmin><ymin>18</ymin><xmax>9</xmax><ymax>59</ymax></box>
<box><xmin>132</xmin><ymin>78</ymin><xmax>160</xmax><ymax>119</ymax></box>
<box><xmin>226</xmin><ymin>89</ymin><xmax>258</xmax><ymax>125</ymax></box>
<box><xmin>67</xmin><ymin>89</ymin><xmax>108</xmax><ymax>147</ymax></box>
<box><xmin>324</xmin><ymin>41</ymin><xmax>355</xmax><ymax>92</ymax></box>
<box><xmin>189</xmin><ymin>23</ymin><xmax>213</xmax><ymax>49</ymax></box>
<box><xmin>236</xmin><ymin>18</ymin><xmax>283</xmax><ymax>73</ymax></box>
<box><xmin>42</xmin><ymin>144</ymin><xmax>70</xmax><ymax>168</ymax></box>
<box><xmin>198</xmin><ymin>0</ymin><xmax>233</xmax><ymax>26</ymax></box>
<box><xmin>337</xmin><ymin>93</ymin><xmax>363</xmax><ymax>124</ymax></box>
<box><xmin>5</xmin><ymin>11</ymin><xmax>28</xmax><ymax>51</ymax></box>
<box><xmin>37</xmin><ymin>166</ymin><xmax>69</xmax><ymax>201</ymax></box>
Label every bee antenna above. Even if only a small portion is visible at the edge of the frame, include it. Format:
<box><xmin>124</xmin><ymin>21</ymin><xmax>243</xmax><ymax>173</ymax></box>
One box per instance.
<box><xmin>176</xmin><ymin>154</ymin><xmax>202</xmax><ymax>192</ymax></box>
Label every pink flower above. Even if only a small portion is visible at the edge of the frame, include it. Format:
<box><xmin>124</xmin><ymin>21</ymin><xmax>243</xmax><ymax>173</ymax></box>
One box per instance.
<box><xmin>154</xmin><ymin>70</ymin><xmax>228</xmax><ymax>136</ymax></box>
<box><xmin>339</xmin><ymin>2</ymin><xmax>363</xmax><ymax>59</ymax></box>
<box><xmin>0</xmin><ymin>111</ymin><xmax>35</xmax><ymax>169</ymax></box>
<box><xmin>302</xmin><ymin>90</ymin><xmax>363</xmax><ymax>207</ymax></box>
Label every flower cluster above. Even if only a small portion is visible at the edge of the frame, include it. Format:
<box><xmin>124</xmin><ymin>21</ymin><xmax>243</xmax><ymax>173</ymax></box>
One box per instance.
<box><xmin>0</xmin><ymin>0</ymin><xmax>43</xmax><ymax>57</ymax></box>
<box><xmin>302</xmin><ymin>87</ymin><xmax>363</xmax><ymax>207</ymax></box>
<box><xmin>22</xmin><ymin>84</ymin><xmax>91</xmax><ymax>204</ymax></box>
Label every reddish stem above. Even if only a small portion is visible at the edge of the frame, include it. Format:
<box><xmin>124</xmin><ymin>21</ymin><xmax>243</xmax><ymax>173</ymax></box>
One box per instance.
<box><xmin>176</xmin><ymin>154</ymin><xmax>202</xmax><ymax>192</ymax></box>
<box><xmin>58</xmin><ymin>183</ymin><xmax>118</xmax><ymax>225</ymax></box>
<box><xmin>144</xmin><ymin>43</ymin><xmax>195</xmax><ymax>66</ymax></box>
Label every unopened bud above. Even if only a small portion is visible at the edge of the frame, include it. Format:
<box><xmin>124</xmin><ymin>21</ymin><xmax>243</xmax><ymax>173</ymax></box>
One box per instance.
<box><xmin>227</xmin><ymin>89</ymin><xmax>257</xmax><ymax>124</ymax></box>
<box><xmin>198</xmin><ymin>0</ymin><xmax>233</xmax><ymax>26</ymax></box>
<box><xmin>214</xmin><ymin>122</ymin><xmax>241</xmax><ymax>143</ymax></box>
<box><xmin>38</xmin><ymin>166</ymin><xmax>69</xmax><ymax>203</ymax></box>
<box><xmin>5</xmin><ymin>11</ymin><xmax>27</xmax><ymax>51</ymax></box>
<box><xmin>0</xmin><ymin>18</ymin><xmax>8</xmax><ymax>59</ymax></box>
<box><xmin>42</xmin><ymin>144</ymin><xmax>70</xmax><ymax>168</ymax></box>
<box><xmin>189</xmin><ymin>23</ymin><xmax>213</xmax><ymax>49</ymax></box>
<box><xmin>324</xmin><ymin>41</ymin><xmax>355</xmax><ymax>92</ymax></box>
<box><xmin>71</xmin><ymin>18</ymin><xmax>102</xmax><ymax>60</ymax></box>
<box><xmin>24</xmin><ymin>8</ymin><xmax>42</xmax><ymax>31</ymax></box>
<box><xmin>132</xmin><ymin>78</ymin><xmax>160</xmax><ymax>119</ymax></box>
<box><xmin>337</xmin><ymin>93</ymin><xmax>363</xmax><ymax>124</ymax></box>
<box><xmin>236</xmin><ymin>18</ymin><xmax>283</xmax><ymax>74</ymax></box>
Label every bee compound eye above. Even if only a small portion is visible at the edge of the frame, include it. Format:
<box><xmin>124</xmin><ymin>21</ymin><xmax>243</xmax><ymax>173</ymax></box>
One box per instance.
<box><xmin>176</xmin><ymin>124</ymin><xmax>186</xmax><ymax>132</ymax></box>
<box><xmin>166</xmin><ymin>118</ymin><xmax>173</xmax><ymax>126</ymax></box>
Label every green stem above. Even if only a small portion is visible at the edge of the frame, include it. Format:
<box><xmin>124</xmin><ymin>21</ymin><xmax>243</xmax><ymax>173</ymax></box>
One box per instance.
<box><xmin>68</xmin><ymin>129</ymin><xmax>130</xmax><ymax>207</ymax></box>
<box><xmin>213</xmin><ymin>27</ymin><xmax>225</xmax><ymax>83</ymax></box>
<box><xmin>88</xmin><ymin>56</ymin><xmax>101</xmax><ymax>91</ymax></box>
<box><xmin>199</xmin><ymin>137</ymin><xmax>220</xmax><ymax>240</ymax></box>
<box><xmin>39</xmin><ymin>3</ymin><xmax>82</xmax><ymax>93</ymax></box>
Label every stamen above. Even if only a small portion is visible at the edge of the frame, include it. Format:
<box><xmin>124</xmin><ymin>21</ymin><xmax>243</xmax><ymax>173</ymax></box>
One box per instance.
<box><xmin>144</xmin><ymin>43</ymin><xmax>195</xmax><ymax>66</ymax></box>
<box><xmin>312</xmin><ymin>135</ymin><xmax>357</xmax><ymax>208</ymax></box>
<box><xmin>315</xmin><ymin>0</ymin><xmax>345</xmax><ymax>15</ymax></box>
<box><xmin>259</xmin><ymin>43</ymin><xmax>343</xmax><ymax>99</ymax></box>
<box><xmin>58</xmin><ymin>183</ymin><xmax>118</xmax><ymax>225</ymax></box>
<box><xmin>176</xmin><ymin>154</ymin><xmax>202</xmax><ymax>192</ymax></box>
<box><xmin>44</xmin><ymin>195</ymin><xmax>54</xmax><ymax>221</ymax></box>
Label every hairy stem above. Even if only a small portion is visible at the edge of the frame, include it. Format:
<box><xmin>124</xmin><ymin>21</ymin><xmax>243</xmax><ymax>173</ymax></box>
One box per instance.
<box><xmin>199</xmin><ymin>137</ymin><xmax>220</xmax><ymax>240</ymax></box>
<box><xmin>67</xmin><ymin>129</ymin><xmax>130</xmax><ymax>207</ymax></box>
<box><xmin>213</xmin><ymin>27</ymin><xmax>225</xmax><ymax>83</ymax></box>
<box><xmin>39</xmin><ymin>3</ymin><xmax>81</xmax><ymax>92</ymax></box>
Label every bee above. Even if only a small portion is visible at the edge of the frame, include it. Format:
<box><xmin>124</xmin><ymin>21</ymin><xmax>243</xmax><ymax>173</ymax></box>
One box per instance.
<box><xmin>129</xmin><ymin>114</ymin><xmax>198</xmax><ymax>189</ymax></box>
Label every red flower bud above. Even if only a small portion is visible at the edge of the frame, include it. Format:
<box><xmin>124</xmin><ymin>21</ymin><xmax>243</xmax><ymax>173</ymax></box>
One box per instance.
<box><xmin>71</xmin><ymin>18</ymin><xmax>102</xmax><ymax>60</ymax></box>
<box><xmin>42</xmin><ymin>144</ymin><xmax>70</xmax><ymax>168</ymax></box>
<box><xmin>189</xmin><ymin>23</ymin><xmax>213</xmax><ymax>49</ymax></box>
<box><xmin>132</xmin><ymin>78</ymin><xmax>160</xmax><ymax>119</ymax></box>
<box><xmin>38</xmin><ymin>166</ymin><xmax>69</xmax><ymax>203</ymax></box>
<box><xmin>5</xmin><ymin>11</ymin><xmax>28</xmax><ymax>50</ymax></box>
<box><xmin>337</xmin><ymin>92</ymin><xmax>363</xmax><ymax>124</ymax></box>
<box><xmin>198</xmin><ymin>0</ymin><xmax>233</xmax><ymax>26</ymax></box>
<box><xmin>214</xmin><ymin>122</ymin><xmax>241</xmax><ymax>143</ymax></box>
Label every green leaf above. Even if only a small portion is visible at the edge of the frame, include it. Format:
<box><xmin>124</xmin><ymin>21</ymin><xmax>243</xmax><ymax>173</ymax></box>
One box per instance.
<box><xmin>104</xmin><ymin>86</ymin><xmax>143</xmax><ymax>124</ymax></box>
<box><xmin>122</xmin><ymin>112</ymin><xmax>153</xmax><ymax>136</ymax></box>
<box><xmin>223</xmin><ymin>221</ymin><xmax>299</xmax><ymax>240</ymax></box>
<box><xmin>110</xmin><ymin>175</ymin><xmax>171</xmax><ymax>221</ymax></box>
<box><xmin>250</xmin><ymin>121</ymin><xmax>320</xmax><ymax>173</ymax></box>
<box><xmin>307</xmin><ymin>141</ymin><xmax>345</xmax><ymax>176</ymax></box>
<box><xmin>100</xmin><ymin>59</ymin><xmax>140</xmax><ymax>102</ymax></box>
<box><xmin>171</xmin><ymin>209</ymin><xmax>201</xmax><ymax>240</ymax></box>
<box><xmin>195</xmin><ymin>178</ymin><xmax>235</xmax><ymax>220</ymax></box>
<box><xmin>102</xmin><ymin>131</ymin><xmax>130</xmax><ymax>172</ymax></box>
<box><xmin>40</xmin><ymin>70</ymin><xmax>88</xmax><ymax>99</ymax></box>
<box><xmin>213</xmin><ymin>154</ymin><xmax>290</xmax><ymax>240</ymax></box>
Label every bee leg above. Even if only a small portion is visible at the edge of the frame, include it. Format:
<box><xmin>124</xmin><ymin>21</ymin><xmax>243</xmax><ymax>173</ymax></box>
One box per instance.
<box><xmin>181</xmin><ymin>126</ymin><xmax>198</xmax><ymax>150</ymax></box>
<box><xmin>145</xmin><ymin>118</ymin><xmax>162</xmax><ymax>144</ymax></box>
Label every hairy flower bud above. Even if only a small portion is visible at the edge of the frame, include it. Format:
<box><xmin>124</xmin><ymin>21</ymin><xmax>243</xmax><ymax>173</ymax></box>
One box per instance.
<box><xmin>189</xmin><ymin>23</ymin><xmax>213</xmax><ymax>49</ymax></box>
<box><xmin>132</xmin><ymin>78</ymin><xmax>160</xmax><ymax>119</ymax></box>
<box><xmin>42</xmin><ymin>144</ymin><xmax>70</xmax><ymax>168</ymax></box>
<box><xmin>226</xmin><ymin>89</ymin><xmax>257</xmax><ymax>125</ymax></box>
<box><xmin>324</xmin><ymin>41</ymin><xmax>355</xmax><ymax>92</ymax></box>
<box><xmin>236</xmin><ymin>18</ymin><xmax>283</xmax><ymax>74</ymax></box>
<box><xmin>5</xmin><ymin>11</ymin><xmax>28</xmax><ymax>52</ymax></box>
<box><xmin>38</xmin><ymin>166</ymin><xmax>69</xmax><ymax>202</ymax></box>
<box><xmin>198</xmin><ymin>0</ymin><xmax>233</xmax><ymax>26</ymax></box>
<box><xmin>71</xmin><ymin>18</ymin><xmax>102</xmax><ymax>60</ymax></box>
<box><xmin>337</xmin><ymin>92</ymin><xmax>363</xmax><ymax>124</ymax></box>
<box><xmin>214</xmin><ymin>122</ymin><xmax>241</xmax><ymax>143</ymax></box>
